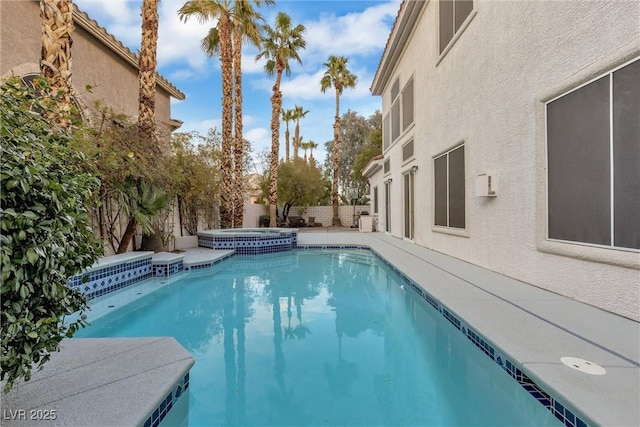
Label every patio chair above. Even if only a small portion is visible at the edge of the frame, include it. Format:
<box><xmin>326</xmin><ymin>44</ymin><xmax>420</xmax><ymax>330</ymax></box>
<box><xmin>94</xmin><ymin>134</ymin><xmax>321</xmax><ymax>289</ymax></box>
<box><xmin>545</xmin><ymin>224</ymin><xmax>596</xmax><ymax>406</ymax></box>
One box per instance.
<box><xmin>287</xmin><ymin>216</ymin><xmax>306</xmax><ymax>228</ymax></box>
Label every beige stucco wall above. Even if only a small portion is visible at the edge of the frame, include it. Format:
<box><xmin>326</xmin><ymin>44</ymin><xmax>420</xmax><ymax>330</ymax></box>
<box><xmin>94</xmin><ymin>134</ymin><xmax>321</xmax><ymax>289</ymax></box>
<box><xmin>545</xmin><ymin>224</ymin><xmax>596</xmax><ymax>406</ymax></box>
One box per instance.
<box><xmin>0</xmin><ymin>0</ymin><xmax>174</xmax><ymax>131</ymax></box>
<box><xmin>372</xmin><ymin>1</ymin><xmax>640</xmax><ymax>320</ymax></box>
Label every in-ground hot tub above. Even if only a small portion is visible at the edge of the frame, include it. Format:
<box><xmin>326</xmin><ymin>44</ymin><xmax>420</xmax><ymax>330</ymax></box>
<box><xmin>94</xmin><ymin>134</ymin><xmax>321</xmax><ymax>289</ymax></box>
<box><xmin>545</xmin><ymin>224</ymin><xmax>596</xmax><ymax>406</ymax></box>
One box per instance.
<box><xmin>197</xmin><ymin>228</ymin><xmax>298</xmax><ymax>254</ymax></box>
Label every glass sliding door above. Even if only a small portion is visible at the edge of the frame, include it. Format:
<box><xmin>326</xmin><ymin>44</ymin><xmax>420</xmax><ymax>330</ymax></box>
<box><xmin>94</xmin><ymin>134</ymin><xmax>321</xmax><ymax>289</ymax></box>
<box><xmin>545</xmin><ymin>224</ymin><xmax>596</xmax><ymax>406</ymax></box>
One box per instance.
<box><xmin>404</xmin><ymin>172</ymin><xmax>415</xmax><ymax>239</ymax></box>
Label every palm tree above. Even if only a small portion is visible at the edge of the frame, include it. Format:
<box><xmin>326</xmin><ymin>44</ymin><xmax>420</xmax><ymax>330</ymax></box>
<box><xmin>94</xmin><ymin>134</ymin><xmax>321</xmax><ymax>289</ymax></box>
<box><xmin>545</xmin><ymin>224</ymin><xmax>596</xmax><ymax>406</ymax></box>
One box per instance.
<box><xmin>232</xmin><ymin>0</ymin><xmax>273</xmax><ymax>228</ymax></box>
<box><xmin>117</xmin><ymin>181</ymin><xmax>171</xmax><ymax>254</ymax></box>
<box><xmin>308</xmin><ymin>140</ymin><xmax>318</xmax><ymax>164</ymax></box>
<box><xmin>292</xmin><ymin>104</ymin><xmax>308</xmax><ymax>160</ymax></box>
<box><xmin>320</xmin><ymin>55</ymin><xmax>357</xmax><ymax>226</ymax></box>
<box><xmin>281</xmin><ymin>108</ymin><xmax>295</xmax><ymax>162</ymax></box>
<box><xmin>256</xmin><ymin>12</ymin><xmax>306</xmax><ymax>227</ymax></box>
<box><xmin>138</xmin><ymin>0</ymin><xmax>159</xmax><ymax>145</ymax></box>
<box><xmin>40</xmin><ymin>0</ymin><xmax>74</xmax><ymax>130</ymax></box>
<box><xmin>179</xmin><ymin>0</ymin><xmax>234</xmax><ymax>228</ymax></box>
<box><xmin>300</xmin><ymin>140</ymin><xmax>310</xmax><ymax>163</ymax></box>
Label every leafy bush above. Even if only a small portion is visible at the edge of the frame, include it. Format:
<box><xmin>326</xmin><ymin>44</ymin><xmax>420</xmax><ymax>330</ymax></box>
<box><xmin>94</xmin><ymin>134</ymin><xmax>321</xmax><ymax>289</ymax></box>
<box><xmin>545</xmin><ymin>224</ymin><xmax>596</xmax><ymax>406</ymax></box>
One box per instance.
<box><xmin>259</xmin><ymin>215</ymin><xmax>270</xmax><ymax>227</ymax></box>
<box><xmin>0</xmin><ymin>78</ymin><xmax>102</xmax><ymax>393</ymax></box>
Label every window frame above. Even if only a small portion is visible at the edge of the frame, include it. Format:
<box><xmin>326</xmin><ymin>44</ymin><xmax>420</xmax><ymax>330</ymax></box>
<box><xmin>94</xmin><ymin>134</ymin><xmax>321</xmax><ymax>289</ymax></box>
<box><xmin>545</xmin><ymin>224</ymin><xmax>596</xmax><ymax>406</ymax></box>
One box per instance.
<box><xmin>433</xmin><ymin>143</ymin><xmax>466</xmax><ymax>231</ymax></box>
<box><xmin>384</xmin><ymin>180</ymin><xmax>392</xmax><ymax>233</ymax></box>
<box><xmin>382</xmin><ymin>113</ymin><xmax>390</xmax><ymax>151</ymax></box>
<box><xmin>402</xmin><ymin>77</ymin><xmax>414</xmax><ymax>132</ymax></box>
<box><xmin>545</xmin><ymin>57</ymin><xmax>640</xmax><ymax>252</ymax></box>
<box><xmin>437</xmin><ymin>0</ymin><xmax>477</xmax><ymax>62</ymax></box>
<box><xmin>402</xmin><ymin>139</ymin><xmax>415</xmax><ymax>163</ymax></box>
<box><xmin>373</xmin><ymin>186</ymin><xmax>379</xmax><ymax>214</ymax></box>
<box><xmin>403</xmin><ymin>169</ymin><xmax>416</xmax><ymax>240</ymax></box>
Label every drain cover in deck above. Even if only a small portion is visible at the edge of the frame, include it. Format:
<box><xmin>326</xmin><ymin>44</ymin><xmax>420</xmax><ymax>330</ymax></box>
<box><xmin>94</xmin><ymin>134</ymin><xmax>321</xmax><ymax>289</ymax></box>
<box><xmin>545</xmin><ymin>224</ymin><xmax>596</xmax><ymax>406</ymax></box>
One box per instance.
<box><xmin>560</xmin><ymin>357</ymin><xmax>606</xmax><ymax>375</ymax></box>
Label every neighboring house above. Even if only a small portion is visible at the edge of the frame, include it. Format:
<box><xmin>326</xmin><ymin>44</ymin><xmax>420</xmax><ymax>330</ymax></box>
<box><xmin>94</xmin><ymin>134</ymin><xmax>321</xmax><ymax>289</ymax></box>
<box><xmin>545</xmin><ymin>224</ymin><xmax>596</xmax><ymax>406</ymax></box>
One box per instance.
<box><xmin>1</xmin><ymin>0</ymin><xmax>185</xmax><ymax>254</ymax></box>
<box><xmin>368</xmin><ymin>0</ymin><xmax>639</xmax><ymax>321</ymax></box>
<box><xmin>244</xmin><ymin>173</ymin><xmax>263</xmax><ymax>204</ymax></box>
<box><xmin>0</xmin><ymin>0</ymin><xmax>184</xmax><ymax>134</ymax></box>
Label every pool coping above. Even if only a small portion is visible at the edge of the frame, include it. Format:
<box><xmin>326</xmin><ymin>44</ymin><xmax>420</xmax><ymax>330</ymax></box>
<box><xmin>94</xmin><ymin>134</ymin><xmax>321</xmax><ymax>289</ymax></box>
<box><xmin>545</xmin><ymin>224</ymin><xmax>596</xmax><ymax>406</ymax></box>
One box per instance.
<box><xmin>0</xmin><ymin>337</ymin><xmax>193</xmax><ymax>427</ymax></box>
<box><xmin>295</xmin><ymin>232</ymin><xmax>639</xmax><ymax>427</ymax></box>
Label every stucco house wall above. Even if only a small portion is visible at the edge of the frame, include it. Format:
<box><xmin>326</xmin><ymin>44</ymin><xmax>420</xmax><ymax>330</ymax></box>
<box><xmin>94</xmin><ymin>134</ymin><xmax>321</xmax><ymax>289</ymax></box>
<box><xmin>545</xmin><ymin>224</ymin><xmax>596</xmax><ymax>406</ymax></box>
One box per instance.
<box><xmin>370</xmin><ymin>1</ymin><xmax>639</xmax><ymax>320</ymax></box>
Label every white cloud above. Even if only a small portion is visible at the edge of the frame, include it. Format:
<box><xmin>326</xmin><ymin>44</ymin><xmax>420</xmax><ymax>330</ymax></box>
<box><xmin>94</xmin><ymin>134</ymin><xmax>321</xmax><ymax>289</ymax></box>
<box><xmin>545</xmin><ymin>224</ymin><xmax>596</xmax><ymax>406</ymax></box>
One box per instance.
<box><xmin>280</xmin><ymin>69</ymin><xmax>330</xmax><ymax>101</ymax></box>
<box><xmin>157</xmin><ymin>1</ymin><xmax>214</xmax><ymax>71</ymax></box>
<box><xmin>180</xmin><ymin>118</ymin><xmax>221</xmax><ymax>135</ymax></box>
<box><xmin>245</xmin><ymin>127</ymin><xmax>270</xmax><ymax>152</ymax></box>
<box><xmin>242</xmin><ymin>114</ymin><xmax>256</xmax><ymax>126</ymax></box>
<box><xmin>74</xmin><ymin>0</ymin><xmax>399</xmax><ymax>85</ymax></box>
<box><xmin>168</xmin><ymin>68</ymin><xmax>197</xmax><ymax>81</ymax></box>
<box><xmin>242</xmin><ymin>51</ymin><xmax>267</xmax><ymax>74</ymax></box>
<box><xmin>249</xmin><ymin>65</ymin><xmax>373</xmax><ymax>102</ymax></box>
<box><xmin>301</xmin><ymin>1</ymin><xmax>400</xmax><ymax>65</ymax></box>
<box><xmin>75</xmin><ymin>0</ymin><xmax>140</xmax><ymax>46</ymax></box>
<box><xmin>76</xmin><ymin>0</ymin><xmax>216</xmax><ymax>74</ymax></box>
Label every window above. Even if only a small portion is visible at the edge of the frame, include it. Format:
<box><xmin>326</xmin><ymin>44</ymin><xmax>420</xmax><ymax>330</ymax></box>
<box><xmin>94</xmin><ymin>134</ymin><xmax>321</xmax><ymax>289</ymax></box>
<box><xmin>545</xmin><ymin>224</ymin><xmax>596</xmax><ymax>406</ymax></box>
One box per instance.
<box><xmin>21</xmin><ymin>73</ymin><xmax>40</xmax><ymax>89</ymax></box>
<box><xmin>385</xmin><ymin>180</ymin><xmax>392</xmax><ymax>232</ymax></box>
<box><xmin>402</xmin><ymin>78</ymin><xmax>414</xmax><ymax>131</ymax></box>
<box><xmin>20</xmin><ymin>73</ymin><xmax>83</xmax><ymax>123</ymax></box>
<box><xmin>383</xmin><ymin>159</ymin><xmax>390</xmax><ymax>174</ymax></box>
<box><xmin>390</xmin><ymin>77</ymin><xmax>401</xmax><ymax>142</ymax></box>
<box><xmin>402</xmin><ymin>140</ymin><xmax>414</xmax><ymax>162</ymax></box>
<box><xmin>434</xmin><ymin>144</ymin><xmax>465</xmax><ymax>229</ymax></box>
<box><xmin>391</xmin><ymin>78</ymin><xmax>400</xmax><ymax>100</ymax></box>
<box><xmin>391</xmin><ymin>96</ymin><xmax>401</xmax><ymax>141</ymax></box>
<box><xmin>383</xmin><ymin>113</ymin><xmax>390</xmax><ymax>151</ymax></box>
<box><xmin>404</xmin><ymin>171</ymin><xmax>415</xmax><ymax>239</ymax></box>
<box><xmin>439</xmin><ymin>0</ymin><xmax>473</xmax><ymax>54</ymax></box>
<box><xmin>388</xmin><ymin>76</ymin><xmax>415</xmax><ymax>146</ymax></box>
<box><xmin>373</xmin><ymin>186</ymin><xmax>379</xmax><ymax>214</ymax></box>
<box><xmin>546</xmin><ymin>59</ymin><xmax>639</xmax><ymax>250</ymax></box>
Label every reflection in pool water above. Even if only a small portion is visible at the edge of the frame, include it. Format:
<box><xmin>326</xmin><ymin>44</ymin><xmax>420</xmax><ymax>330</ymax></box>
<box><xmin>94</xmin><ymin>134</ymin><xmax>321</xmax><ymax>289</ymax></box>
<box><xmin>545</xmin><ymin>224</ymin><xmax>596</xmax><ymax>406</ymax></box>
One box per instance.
<box><xmin>77</xmin><ymin>250</ymin><xmax>561</xmax><ymax>427</ymax></box>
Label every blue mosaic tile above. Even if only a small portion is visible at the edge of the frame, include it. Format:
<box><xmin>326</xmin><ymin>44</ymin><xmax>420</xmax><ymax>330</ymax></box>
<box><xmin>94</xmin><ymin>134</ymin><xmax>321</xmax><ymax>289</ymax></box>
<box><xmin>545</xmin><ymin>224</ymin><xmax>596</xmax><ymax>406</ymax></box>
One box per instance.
<box><xmin>341</xmin><ymin>246</ymin><xmax>594</xmax><ymax>427</ymax></box>
<box><xmin>68</xmin><ymin>258</ymin><xmax>153</xmax><ymax>300</ymax></box>
<box><xmin>441</xmin><ymin>308</ymin><xmax>461</xmax><ymax>330</ymax></box>
<box><xmin>141</xmin><ymin>372</ymin><xmax>189</xmax><ymax>427</ymax></box>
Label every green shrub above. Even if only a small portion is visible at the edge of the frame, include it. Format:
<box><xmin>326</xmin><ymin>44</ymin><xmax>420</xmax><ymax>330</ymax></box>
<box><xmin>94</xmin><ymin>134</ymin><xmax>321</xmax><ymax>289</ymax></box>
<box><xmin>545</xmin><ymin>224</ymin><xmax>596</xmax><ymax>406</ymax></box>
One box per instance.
<box><xmin>259</xmin><ymin>214</ymin><xmax>270</xmax><ymax>227</ymax></box>
<box><xmin>0</xmin><ymin>78</ymin><xmax>102</xmax><ymax>393</ymax></box>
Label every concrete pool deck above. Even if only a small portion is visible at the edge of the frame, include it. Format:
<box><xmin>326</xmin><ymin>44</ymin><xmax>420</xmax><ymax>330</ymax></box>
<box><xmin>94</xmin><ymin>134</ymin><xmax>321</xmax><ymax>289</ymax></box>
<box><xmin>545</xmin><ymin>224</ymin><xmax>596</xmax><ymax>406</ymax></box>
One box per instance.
<box><xmin>296</xmin><ymin>230</ymin><xmax>640</xmax><ymax>427</ymax></box>
<box><xmin>1</xmin><ymin>230</ymin><xmax>637</xmax><ymax>426</ymax></box>
<box><xmin>0</xmin><ymin>338</ymin><xmax>193</xmax><ymax>427</ymax></box>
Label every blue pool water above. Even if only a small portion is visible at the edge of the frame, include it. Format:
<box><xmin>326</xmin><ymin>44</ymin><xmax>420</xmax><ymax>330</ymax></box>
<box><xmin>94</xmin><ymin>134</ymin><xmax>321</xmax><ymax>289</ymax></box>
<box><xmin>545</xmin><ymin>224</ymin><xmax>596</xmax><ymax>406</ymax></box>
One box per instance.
<box><xmin>76</xmin><ymin>250</ymin><xmax>561</xmax><ymax>426</ymax></box>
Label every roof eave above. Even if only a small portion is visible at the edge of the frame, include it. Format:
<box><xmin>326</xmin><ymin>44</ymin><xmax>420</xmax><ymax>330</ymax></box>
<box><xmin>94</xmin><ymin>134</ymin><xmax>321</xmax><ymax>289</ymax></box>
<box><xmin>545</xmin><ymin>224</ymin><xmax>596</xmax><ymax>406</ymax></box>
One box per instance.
<box><xmin>371</xmin><ymin>0</ymin><xmax>426</xmax><ymax>96</ymax></box>
<box><xmin>73</xmin><ymin>6</ymin><xmax>186</xmax><ymax>101</ymax></box>
<box><xmin>362</xmin><ymin>158</ymin><xmax>384</xmax><ymax>179</ymax></box>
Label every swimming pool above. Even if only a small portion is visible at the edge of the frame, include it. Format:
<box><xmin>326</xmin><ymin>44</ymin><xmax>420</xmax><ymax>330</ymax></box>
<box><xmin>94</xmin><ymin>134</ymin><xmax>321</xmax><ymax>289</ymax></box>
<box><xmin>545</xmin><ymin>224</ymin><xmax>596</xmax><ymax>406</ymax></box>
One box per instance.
<box><xmin>76</xmin><ymin>249</ymin><xmax>561</xmax><ymax>426</ymax></box>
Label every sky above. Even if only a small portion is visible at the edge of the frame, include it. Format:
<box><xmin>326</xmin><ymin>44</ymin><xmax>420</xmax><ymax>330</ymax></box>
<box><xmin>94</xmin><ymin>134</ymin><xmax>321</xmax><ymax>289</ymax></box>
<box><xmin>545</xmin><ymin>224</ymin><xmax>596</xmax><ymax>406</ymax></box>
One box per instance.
<box><xmin>73</xmin><ymin>0</ymin><xmax>401</xmax><ymax>171</ymax></box>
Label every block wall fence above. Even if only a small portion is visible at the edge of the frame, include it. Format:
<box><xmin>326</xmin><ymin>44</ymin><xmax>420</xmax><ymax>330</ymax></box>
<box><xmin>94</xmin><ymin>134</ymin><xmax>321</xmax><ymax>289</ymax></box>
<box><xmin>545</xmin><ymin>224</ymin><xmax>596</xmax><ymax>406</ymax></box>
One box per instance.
<box><xmin>243</xmin><ymin>204</ymin><xmax>371</xmax><ymax>228</ymax></box>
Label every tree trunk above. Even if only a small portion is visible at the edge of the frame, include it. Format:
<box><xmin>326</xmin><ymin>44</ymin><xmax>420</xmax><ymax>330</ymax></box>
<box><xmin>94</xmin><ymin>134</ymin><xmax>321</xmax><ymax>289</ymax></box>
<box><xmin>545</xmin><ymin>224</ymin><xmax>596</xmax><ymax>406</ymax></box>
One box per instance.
<box><xmin>331</xmin><ymin>88</ymin><xmax>341</xmax><ymax>225</ymax></box>
<box><xmin>285</xmin><ymin>125</ymin><xmax>290</xmax><ymax>162</ymax></box>
<box><xmin>141</xmin><ymin>232</ymin><xmax>164</xmax><ymax>252</ymax></box>
<box><xmin>40</xmin><ymin>0</ymin><xmax>74</xmax><ymax>131</ymax></box>
<box><xmin>220</xmin><ymin>13</ymin><xmax>234</xmax><ymax>229</ymax></box>
<box><xmin>117</xmin><ymin>218</ymin><xmax>137</xmax><ymax>254</ymax></box>
<box><xmin>177</xmin><ymin>195</ymin><xmax>184</xmax><ymax>236</ymax></box>
<box><xmin>137</xmin><ymin>0</ymin><xmax>159</xmax><ymax>146</ymax></box>
<box><xmin>268</xmin><ymin>70</ymin><xmax>283</xmax><ymax>227</ymax></box>
<box><xmin>294</xmin><ymin>120</ymin><xmax>300</xmax><ymax>160</ymax></box>
<box><xmin>232</xmin><ymin>23</ymin><xmax>244</xmax><ymax>229</ymax></box>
